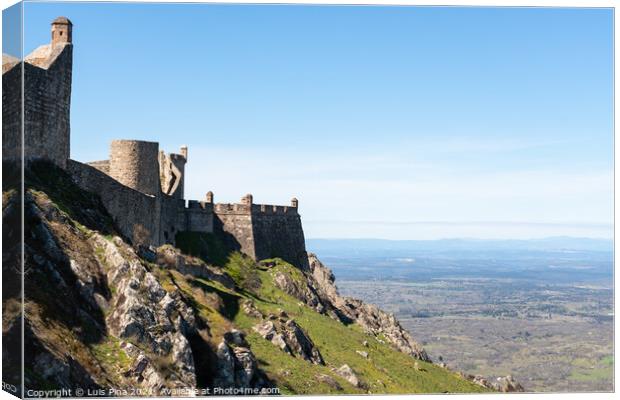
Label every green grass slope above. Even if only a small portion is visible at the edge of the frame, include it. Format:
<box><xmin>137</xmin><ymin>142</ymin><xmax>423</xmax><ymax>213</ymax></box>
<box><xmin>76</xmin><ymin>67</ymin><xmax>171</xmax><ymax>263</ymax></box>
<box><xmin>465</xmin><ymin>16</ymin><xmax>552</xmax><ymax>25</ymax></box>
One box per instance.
<box><xmin>15</xmin><ymin>162</ymin><xmax>489</xmax><ymax>395</ymax></box>
<box><xmin>168</xmin><ymin>252</ymin><xmax>489</xmax><ymax>394</ymax></box>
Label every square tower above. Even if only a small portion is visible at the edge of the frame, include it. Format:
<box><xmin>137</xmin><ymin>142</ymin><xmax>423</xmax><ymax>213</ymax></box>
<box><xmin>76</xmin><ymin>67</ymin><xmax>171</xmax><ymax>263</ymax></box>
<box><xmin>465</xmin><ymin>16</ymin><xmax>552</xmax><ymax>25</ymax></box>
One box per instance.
<box><xmin>51</xmin><ymin>17</ymin><xmax>72</xmax><ymax>47</ymax></box>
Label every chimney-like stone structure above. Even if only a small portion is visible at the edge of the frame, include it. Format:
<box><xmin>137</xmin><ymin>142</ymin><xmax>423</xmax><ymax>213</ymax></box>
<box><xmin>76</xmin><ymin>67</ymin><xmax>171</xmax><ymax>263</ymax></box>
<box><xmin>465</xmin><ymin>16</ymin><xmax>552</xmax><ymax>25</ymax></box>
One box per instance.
<box><xmin>51</xmin><ymin>16</ymin><xmax>72</xmax><ymax>47</ymax></box>
<box><xmin>241</xmin><ymin>193</ymin><xmax>253</xmax><ymax>205</ymax></box>
<box><xmin>180</xmin><ymin>145</ymin><xmax>188</xmax><ymax>161</ymax></box>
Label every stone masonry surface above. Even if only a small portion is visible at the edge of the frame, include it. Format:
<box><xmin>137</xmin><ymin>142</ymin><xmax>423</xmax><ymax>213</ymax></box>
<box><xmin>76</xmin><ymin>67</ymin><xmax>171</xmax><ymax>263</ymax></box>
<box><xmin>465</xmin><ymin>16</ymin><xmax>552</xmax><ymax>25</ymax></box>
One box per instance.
<box><xmin>109</xmin><ymin>140</ymin><xmax>161</xmax><ymax>197</ymax></box>
<box><xmin>3</xmin><ymin>43</ymin><xmax>72</xmax><ymax>168</ymax></box>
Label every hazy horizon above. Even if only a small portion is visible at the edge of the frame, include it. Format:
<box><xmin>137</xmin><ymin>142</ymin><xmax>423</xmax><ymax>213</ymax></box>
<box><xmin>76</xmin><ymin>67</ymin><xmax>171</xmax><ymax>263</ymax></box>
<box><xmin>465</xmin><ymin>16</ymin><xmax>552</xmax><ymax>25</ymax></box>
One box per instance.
<box><xmin>305</xmin><ymin>235</ymin><xmax>613</xmax><ymax>241</ymax></box>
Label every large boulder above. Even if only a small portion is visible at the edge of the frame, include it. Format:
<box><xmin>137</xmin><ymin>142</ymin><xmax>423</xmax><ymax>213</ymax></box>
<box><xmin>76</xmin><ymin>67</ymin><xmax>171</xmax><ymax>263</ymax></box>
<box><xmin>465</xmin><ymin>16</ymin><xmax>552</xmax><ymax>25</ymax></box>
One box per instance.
<box><xmin>493</xmin><ymin>375</ymin><xmax>525</xmax><ymax>392</ymax></box>
<box><xmin>316</xmin><ymin>374</ymin><xmax>343</xmax><ymax>391</ymax></box>
<box><xmin>334</xmin><ymin>364</ymin><xmax>362</xmax><ymax>388</ymax></box>
<box><xmin>282</xmin><ymin>320</ymin><xmax>324</xmax><ymax>365</ymax></box>
<box><xmin>252</xmin><ymin>318</ymin><xmax>324</xmax><ymax>365</ymax></box>
<box><xmin>213</xmin><ymin>339</ymin><xmax>262</xmax><ymax>389</ymax></box>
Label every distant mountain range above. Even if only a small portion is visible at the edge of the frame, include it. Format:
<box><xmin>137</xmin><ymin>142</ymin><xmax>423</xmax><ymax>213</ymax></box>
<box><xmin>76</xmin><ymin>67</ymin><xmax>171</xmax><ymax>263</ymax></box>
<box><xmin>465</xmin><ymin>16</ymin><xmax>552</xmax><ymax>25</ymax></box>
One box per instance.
<box><xmin>307</xmin><ymin>237</ymin><xmax>613</xmax><ymax>255</ymax></box>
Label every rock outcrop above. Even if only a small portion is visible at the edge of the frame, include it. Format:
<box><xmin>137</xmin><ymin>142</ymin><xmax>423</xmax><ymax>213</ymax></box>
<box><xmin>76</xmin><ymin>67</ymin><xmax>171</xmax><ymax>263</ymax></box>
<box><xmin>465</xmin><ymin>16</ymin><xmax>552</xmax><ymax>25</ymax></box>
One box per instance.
<box><xmin>253</xmin><ymin>315</ymin><xmax>324</xmax><ymax>365</ymax></box>
<box><xmin>272</xmin><ymin>253</ymin><xmax>429</xmax><ymax>362</ymax></box>
<box><xmin>492</xmin><ymin>375</ymin><xmax>525</xmax><ymax>392</ymax></box>
<box><xmin>156</xmin><ymin>245</ymin><xmax>235</xmax><ymax>289</ymax></box>
<box><xmin>316</xmin><ymin>374</ymin><xmax>343</xmax><ymax>391</ymax></box>
<box><xmin>18</xmin><ymin>177</ymin><xmax>270</xmax><ymax>394</ymax></box>
<box><xmin>462</xmin><ymin>373</ymin><xmax>525</xmax><ymax>392</ymax></box>
<box><xmin>96</xmin><ymin>235</ymin><xmax>197</xmax><ymax>390</ymax></box>
<box><xmin>214</xmin><ymin>340</ymin><xmax>258</xmax><ymax>389</ymax></box>
<box><xmin>339</xmin><ymin>297</ymin><xmax>429</xmax><ymax>361</ymax></box>
<box><xmin>333</xmin><ymin>364</ymin><xmax>363</xmax><ymax>388</ymax></box>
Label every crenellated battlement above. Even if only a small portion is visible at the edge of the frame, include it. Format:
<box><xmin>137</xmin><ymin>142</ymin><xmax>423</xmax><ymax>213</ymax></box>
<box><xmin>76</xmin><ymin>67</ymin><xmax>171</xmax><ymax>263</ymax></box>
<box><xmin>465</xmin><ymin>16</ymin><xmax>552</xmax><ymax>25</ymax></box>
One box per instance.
<box><xmin>187</xmin><ymin>200</ymin><xmax>213</xmax><ymax>211</ymax></box>
<box><xmin>214</xmin><ymin>203</ymin><xmax>252</xmax><ymax>214</ymax></box>
<box><xmin>211</xmin><ymin>193</ymin><xmax>306</xmax><ymax>267</ymax></box>
<box><xmin>213</xmin><ymin>203</ymin><xmax>297</xmax><ymax>215</ymax></box>
<box><xmin>253</xmin><ymin>204</ymin><xmax>297</xmax><ymax>215</ymax></box>
<box><xmin>212</xmin><ymin>198</ymin><xmax>298</xmax><ymax>216</ymax></box>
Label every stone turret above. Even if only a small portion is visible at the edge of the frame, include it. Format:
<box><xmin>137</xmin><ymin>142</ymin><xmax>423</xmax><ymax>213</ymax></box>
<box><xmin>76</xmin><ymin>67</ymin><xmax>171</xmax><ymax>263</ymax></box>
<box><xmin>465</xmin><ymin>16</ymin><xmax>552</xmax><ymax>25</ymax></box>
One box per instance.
<box><xmin>51</xmin><ymin>16</ymin><xmax>72</xmax><ymax>48</ymax></box>
<box><xmin>109</xmin><ymin>140</ymin><xmax>161</xmax><ymax>196</ymax></box>
<box><xmin>206</xmin><ymin>191</ymin><xmax>214</xmax><ymax>203</ymax></box>
<box><xmin>291</xmin><ymin>197</ymin><xmax>299</xmax><ymax>208</ymax></box>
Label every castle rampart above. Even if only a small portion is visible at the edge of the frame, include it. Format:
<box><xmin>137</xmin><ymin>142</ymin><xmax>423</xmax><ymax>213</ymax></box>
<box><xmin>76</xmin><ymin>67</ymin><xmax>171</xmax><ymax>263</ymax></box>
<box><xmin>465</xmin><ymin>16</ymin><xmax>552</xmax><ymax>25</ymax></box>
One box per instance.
<box><xmin>109</xmin><ymin>140</ymin><xmax>161</xmax><ymax>197</ymax></box>
<box><xmin>67</xmin><ymin>160</ymin><xmax>162</xmax><ymax>246</ymax></box>
<box><xmin>213</xmin><ymin>207</ymin><xmax>256</xmax><ymax>260</ymax></box>
<box><xmin>252</xmin><ymin>209</ymin><xmax>307</xmax><ymax>269</ymax></box>
<box><xmin>159</xmin><ymin>195</ymin><xmax>190</xmax><ymax>244</ymax></box>
<box><xmin>185</xmin><ymin>200</ymin><xmax>214</xmax><ymax>234</ymax></box>
<box><xmin>9</xmin><ymin>17</ymin><xmax>310</xmax><ymax>268</ymax></box>
<box><xmin>86</xmin><ymin>160</ymin><xmax>110</xmax><ymax>174</ymax></box>
<box><xmin>212</xmin><ymin>195</ymin><xmax>307</xmax><ymax>268</ymax></box>
<box><xmin>2</xmin><ymin>18</ymin><xmax>73</xmax><ymax>168</ymax></box>
<box><xmin>2</xmin><ymin>56</ymin><xmax>22</xmax><ymax>164</ymax></box>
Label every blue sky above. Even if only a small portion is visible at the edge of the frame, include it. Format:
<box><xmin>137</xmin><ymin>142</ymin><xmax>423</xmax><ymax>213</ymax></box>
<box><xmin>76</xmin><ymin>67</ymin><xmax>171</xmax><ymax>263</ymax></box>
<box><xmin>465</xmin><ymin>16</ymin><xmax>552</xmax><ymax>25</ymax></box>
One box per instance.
<box><xmin>6</xmin><ymin>3</ymin><xmax>614</xmax><ymax>239</ymax></box>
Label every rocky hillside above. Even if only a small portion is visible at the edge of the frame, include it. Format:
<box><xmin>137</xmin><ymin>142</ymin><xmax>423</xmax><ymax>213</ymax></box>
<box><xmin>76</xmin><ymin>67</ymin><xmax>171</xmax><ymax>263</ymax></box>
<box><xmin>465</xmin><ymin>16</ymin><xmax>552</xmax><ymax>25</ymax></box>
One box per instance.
<box><xmin>3</xmin><ymin>162</ymin><xmax>494</xmax><ymax>395</ymax></box>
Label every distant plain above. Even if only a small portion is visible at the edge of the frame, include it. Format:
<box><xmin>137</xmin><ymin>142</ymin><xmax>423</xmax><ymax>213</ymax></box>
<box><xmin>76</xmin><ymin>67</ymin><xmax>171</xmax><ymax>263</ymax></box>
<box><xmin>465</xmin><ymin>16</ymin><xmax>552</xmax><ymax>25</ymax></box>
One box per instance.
<box><xmin>307</xmin><ymin>238</ymin><xmax>614</xmax><ymax>392</ymax></box>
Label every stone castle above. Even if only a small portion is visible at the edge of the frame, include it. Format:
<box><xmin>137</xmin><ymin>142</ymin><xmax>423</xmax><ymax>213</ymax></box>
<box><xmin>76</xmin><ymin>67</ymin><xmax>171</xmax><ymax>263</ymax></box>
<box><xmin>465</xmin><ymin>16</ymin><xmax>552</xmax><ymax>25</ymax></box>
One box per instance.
<box><xmin>2</xmin><ymin>17</ymin><xmax>308</xmax><ymax>268</ymax></box>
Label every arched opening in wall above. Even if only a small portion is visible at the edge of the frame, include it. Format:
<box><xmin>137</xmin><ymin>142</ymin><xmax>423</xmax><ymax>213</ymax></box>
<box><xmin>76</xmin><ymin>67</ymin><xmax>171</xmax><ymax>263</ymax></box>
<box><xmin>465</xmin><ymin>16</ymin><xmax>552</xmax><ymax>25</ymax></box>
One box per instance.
<box><xmin>59</xmin><ymin>31</ymin><xmax>63</xmax><ymax>36</ymax></box>
<box><xmin>164</xmin><ymin>231</ymin><xmax>169</xmax><ymax>241</ymax></box>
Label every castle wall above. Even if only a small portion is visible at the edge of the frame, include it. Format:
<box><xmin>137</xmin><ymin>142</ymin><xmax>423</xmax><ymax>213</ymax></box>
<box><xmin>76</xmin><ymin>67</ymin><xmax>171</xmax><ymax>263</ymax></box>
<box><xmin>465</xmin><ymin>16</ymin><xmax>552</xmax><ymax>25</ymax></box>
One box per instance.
<box><xmin>2</xmin><ymin>61</ymin><xmax>22</xmax><ymax>164</ymax></box>
<box><xmin>212</xmin><ymin>202</ymin><xmax>307</xmax><ymax>268</ymax></box>
<box><xmin>159</xmin><ymin>195</ymin><xmax>189</xmax><ymax>244</ymax></box>
<box><xmin>10</xmin><ymin>18</ymin><xmax>309</xmax><ymax>267</ymax></box>
<box><xmin>24</xmin><ymin>44</ymin><xmax>72</xmax><ymax>168</ymax></box>
<box><xmin>109</xmin><ymin>140</ymin><xmax>160</xmax><ymax>196</ymax></box>
<box><xmin>67</xmin><ymin>160</ymin><xmax>162</xmax><ymax>247</ymax></box>
<box><xmin>213</xmin><ymin>204</ymin><xmax>256</xmax><ymax>259</ymax></box>
<box><xmin>3</xmin><ymin>44</ymin><xmax>72</xmax><ymax>168</ymax></box>
<box><xmin>86</xmin><ymin>160</ymin><xmax>109</xmax><ymax>174</ymax></box>
<box><xmin>185</xmin><ymin>201</ymin><xmax>214</xmax><ymax>233</ymax></box>
<box><xmin>251</xmin><ymin>205</ymin><xmax>308</xmax><ymax>269</ymax></box>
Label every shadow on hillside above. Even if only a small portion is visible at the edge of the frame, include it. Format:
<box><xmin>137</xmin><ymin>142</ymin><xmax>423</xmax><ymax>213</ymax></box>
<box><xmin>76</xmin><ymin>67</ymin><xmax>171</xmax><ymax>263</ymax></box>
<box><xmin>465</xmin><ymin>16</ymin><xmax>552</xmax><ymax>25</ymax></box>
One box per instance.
<box><xmin>25</xmin><ymin>160</ymin><xmax>117</xmax><ymax>237</ymax></box>
<box><xmin>189</xmin><ymin>278</ymin><xmax>241</xmax><ymax>320</ymax></box>
<box><xmin>23</xmin><ymin>188</ymin><xmax>109</xmax><ymax>346</ymax></box>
